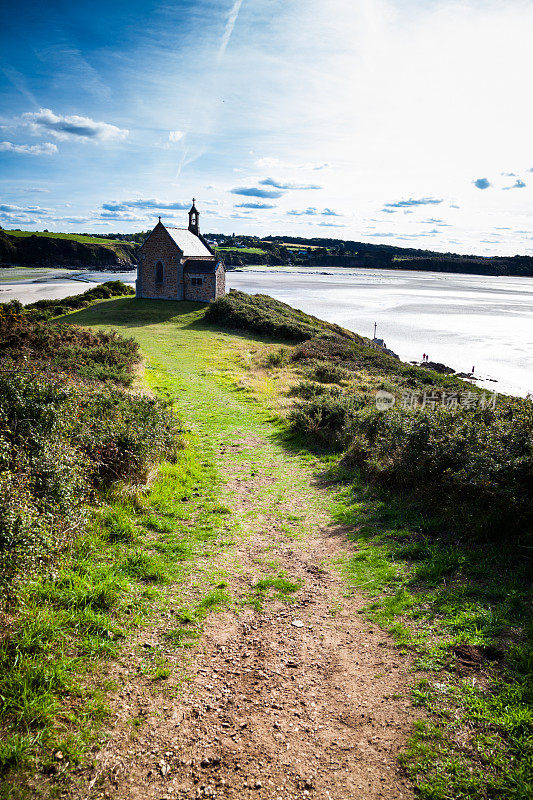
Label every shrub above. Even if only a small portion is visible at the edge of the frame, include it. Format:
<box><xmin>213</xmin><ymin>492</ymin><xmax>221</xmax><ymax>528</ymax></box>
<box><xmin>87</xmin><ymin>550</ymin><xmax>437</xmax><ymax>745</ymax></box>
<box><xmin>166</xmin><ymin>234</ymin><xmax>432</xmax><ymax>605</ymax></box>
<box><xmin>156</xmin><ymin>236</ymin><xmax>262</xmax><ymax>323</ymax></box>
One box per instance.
<box><xmin>289</xmin><ymin>391</ymin><xmax>363</xmax><ymax>449</ymax></box>
<box><xmin>24</xmin><ymin>280</ymin><xmax>134</xmax><ymax>316</ymax></box>
<box><xmin>0</xmin><ymin>369</ymin><xmax>179</xmax><ymax>602</ymax></box>
<box><xmin>72</xmin><ymin>386</ymin><xmax>180</xmax><ymax>485</ymax></box>
<box><xmin>0</xmin><ymin>316</ymin><xmax>139</xmax><ymax>385</ymax></box>
<box><xmin>265</xmin><ymin>347</ymin><xmax>290</xmax><ymax>367</ymax></box>
<box><xmin>289</xmin><ymin>380</ymin><xmax>341</xmax><ymax>400</ymax></box>
<box><xmin>293</xmin><ymin>335</ymin><xmax>463</xmax><ymax>390</ymax></box>
<box><xmin>342</xmin><ymin>400</ymin><xmax>533</xmax><ymax>534</ymax></box>
<box><xmin>309</xmin><ymin>360</ymin><xmax>349</xmax><ymax>384</ymax></box>
<box><xmin>205</xmin><ymin>291</ymin><xmax>356</xmax><ymax>342</ymax></box>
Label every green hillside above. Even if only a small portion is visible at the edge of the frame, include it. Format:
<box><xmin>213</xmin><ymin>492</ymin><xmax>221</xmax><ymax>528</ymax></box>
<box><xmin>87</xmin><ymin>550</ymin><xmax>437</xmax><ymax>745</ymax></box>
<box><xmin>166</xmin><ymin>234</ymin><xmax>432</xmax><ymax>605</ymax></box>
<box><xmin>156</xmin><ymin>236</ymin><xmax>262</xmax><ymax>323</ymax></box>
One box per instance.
<box><xmin>4</xmin><ymin>229</ymin><xmax>125</xmax><ymax>246</ymax></box>
<box><xmin>0</xmin><ymin>229</ymin><xmax>137</xmax><ymax>268</ymax></box>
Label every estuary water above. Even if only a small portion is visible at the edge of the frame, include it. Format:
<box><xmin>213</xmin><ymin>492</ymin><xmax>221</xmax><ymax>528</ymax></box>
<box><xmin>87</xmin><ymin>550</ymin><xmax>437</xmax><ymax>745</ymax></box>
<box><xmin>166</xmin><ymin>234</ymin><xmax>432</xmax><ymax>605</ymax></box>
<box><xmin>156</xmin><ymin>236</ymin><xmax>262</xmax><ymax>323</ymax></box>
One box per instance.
<box><xmin>1</xmin><ymin>265</ymin><xmax>532</xmax><ymax>398</ymax></box>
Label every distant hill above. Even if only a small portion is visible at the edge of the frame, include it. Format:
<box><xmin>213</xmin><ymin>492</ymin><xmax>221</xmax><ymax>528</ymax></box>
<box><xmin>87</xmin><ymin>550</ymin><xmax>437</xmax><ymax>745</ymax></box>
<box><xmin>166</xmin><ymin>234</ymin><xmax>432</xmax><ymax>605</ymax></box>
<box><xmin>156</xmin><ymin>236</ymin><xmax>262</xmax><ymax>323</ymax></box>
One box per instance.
<box><xmin>3</xmin><ymin>227</ymin><xmax>533</xmax><ymax>277</ymax></box>
<box><xmin>0</xmin><ymin>229</ymin><xmax>137</xmax><ymax>268</ymax></box>
<box><xmin>262</xmin><ymin>236</ymin><xmax>533</xmax><ymax>277</ymax></box>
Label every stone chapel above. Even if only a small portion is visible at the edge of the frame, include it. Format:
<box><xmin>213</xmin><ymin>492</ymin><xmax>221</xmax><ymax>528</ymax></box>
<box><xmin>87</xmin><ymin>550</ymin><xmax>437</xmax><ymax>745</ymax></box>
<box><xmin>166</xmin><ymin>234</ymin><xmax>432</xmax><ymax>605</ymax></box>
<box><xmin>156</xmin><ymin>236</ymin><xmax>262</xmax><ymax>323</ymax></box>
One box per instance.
<box><xmin>136</xmin><ymin>201</ymin><xmax>225</xmax><ymax>302</ymax></box>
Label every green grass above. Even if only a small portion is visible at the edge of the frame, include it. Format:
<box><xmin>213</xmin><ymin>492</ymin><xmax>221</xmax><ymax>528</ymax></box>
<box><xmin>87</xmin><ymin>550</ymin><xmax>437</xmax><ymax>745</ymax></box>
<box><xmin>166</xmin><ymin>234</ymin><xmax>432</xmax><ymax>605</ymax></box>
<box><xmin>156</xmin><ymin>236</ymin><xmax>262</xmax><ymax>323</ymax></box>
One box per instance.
<box><xmin>246</xmin><ymin>574</ymin><xmax>302</xmax><ymax>610</ymax></box>
<box><xmin>0</xmin><ymin>424</ymin><xmax>235</xmax><ymax>794</ymax></box>
<box><xmin>328</xmin><ymin>471</ymin><xmax>532</xmax><ymax>799</ymax></box>
<box><xmin>215</xmin><ymin>246</ymin><xmax>267</xmax><ymax>255</ymax></box>
<box><xmin>12</xmin><ymin>294</ymin><xmax>528</xmax><ymax>800</ymax></box>
<box><xmin>4</xmin><ymin>229</ymin><xmax>127</xmax><ymax>248</ymax></box>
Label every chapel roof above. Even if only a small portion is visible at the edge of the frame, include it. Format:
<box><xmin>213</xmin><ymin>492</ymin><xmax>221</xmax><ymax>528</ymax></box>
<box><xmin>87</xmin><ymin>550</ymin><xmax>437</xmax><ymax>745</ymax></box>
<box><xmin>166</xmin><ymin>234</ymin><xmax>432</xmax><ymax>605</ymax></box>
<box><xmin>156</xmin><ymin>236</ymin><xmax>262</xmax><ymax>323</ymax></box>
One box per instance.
<box><xmin>165</xmin><ymin>226</ymin><xmax>213</xmax><ymax>258</ymax></box>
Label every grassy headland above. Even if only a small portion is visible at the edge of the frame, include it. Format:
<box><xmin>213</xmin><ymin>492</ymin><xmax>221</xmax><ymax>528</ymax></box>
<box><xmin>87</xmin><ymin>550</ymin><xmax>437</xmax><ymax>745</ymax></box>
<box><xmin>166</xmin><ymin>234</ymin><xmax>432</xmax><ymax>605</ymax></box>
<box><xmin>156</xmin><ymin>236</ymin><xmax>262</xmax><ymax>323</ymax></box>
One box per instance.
<box><xmin>0</xmin><ymin>288</ymin><xmax>531</xmax><ymax>799</ymax></box>
<box><xmin>203</xmin><ymin>291</ymin><xmax>532</xmax><ymax>800</ymax></box>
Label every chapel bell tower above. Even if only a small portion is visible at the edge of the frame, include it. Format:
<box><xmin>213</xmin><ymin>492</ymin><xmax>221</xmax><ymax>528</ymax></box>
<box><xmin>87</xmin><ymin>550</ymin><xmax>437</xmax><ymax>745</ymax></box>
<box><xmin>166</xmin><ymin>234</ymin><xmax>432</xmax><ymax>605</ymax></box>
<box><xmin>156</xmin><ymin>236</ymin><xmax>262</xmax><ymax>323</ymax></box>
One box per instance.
<box><xmin>188</xmin><ymin>199</ymin><xmax>200</xmax><ymax>235</ymax></box>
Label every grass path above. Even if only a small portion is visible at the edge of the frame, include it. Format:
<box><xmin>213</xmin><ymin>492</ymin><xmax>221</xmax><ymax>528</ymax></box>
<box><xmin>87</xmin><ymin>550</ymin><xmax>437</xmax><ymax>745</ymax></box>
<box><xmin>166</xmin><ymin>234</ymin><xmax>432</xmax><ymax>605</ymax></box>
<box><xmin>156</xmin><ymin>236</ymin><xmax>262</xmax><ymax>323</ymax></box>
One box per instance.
<box><xmin>57</xmin><ymin>299</ymin><xmax>419</xmax><ymax>800</ymax></box>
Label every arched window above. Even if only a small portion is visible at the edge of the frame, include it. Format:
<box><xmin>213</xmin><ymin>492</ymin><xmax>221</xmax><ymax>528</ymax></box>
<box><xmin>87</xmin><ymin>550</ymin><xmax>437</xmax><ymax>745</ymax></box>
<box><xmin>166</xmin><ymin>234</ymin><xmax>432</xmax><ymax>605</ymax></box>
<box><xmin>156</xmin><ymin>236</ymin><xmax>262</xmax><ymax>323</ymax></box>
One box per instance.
<box><xmin>155</xmin><ymin>261</ymin><xmax>164</xmax><ymax>284</ymax></box>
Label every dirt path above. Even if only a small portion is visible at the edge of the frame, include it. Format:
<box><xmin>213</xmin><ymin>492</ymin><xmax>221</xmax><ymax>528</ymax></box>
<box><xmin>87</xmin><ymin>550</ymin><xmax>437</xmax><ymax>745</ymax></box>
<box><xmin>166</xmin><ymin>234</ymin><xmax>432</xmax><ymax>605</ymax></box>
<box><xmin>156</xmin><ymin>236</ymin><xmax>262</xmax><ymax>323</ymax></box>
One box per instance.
<box><xmin>77</xmin><ymin>424</ymin><xmax>418</xmax><ymax>800</ymax></box>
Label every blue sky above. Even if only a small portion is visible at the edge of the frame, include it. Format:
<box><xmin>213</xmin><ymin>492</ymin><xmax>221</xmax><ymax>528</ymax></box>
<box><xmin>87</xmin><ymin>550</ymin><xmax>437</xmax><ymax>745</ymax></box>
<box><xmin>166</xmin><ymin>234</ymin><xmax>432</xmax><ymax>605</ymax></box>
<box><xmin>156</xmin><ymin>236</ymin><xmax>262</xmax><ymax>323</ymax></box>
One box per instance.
<box><xmin>1</xmin><ymin>0</ymin><xmax>532</xmax><ymax>255</ymax></box>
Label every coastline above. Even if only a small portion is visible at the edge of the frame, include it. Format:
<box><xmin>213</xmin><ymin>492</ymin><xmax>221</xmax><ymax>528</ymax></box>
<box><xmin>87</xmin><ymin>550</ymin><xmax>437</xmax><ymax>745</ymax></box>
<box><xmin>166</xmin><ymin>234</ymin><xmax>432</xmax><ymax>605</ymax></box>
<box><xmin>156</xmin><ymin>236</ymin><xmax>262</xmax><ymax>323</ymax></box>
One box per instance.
<box><xmin>1</xmin><ymin>265</ymin><xmax>531</xmax><ymax>399</ymax></box>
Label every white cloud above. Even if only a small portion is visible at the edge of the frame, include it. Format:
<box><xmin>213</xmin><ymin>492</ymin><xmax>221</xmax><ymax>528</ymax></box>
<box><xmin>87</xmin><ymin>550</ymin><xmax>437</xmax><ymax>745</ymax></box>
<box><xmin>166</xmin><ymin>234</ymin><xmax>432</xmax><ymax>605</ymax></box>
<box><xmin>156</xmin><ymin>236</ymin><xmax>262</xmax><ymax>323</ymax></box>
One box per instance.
<box><xmin>99</xmin><ymin>210</ymin><xmax>145</xmax><ymax>222</ymax></box>
<box><xmin>102</xmin><ymin>199</ymin><xmax>189</xmax><ymax>212</ymax></box>
<box><xmin>0</xmin><ymin>141</ymin><xmax>57</xmax><ymax>155</ymax></box>
<box><xmin>260</xmin><ymin>177</ymin><xmax>321</xmax><ymax>190</ymax></box>
<box><xmin>168</xmin><ymin>130</ymin><xmax>185</xmax><ymax>143</ymax></box>
<box><xmin>0</xmin><ymin>203</ymin><xmax>50</xmax><ymax>215</ymax></box>
<box><xmin>22</xmin><ymin>108</ymin><xmax>128</xmax><ymax>142</ymax></box>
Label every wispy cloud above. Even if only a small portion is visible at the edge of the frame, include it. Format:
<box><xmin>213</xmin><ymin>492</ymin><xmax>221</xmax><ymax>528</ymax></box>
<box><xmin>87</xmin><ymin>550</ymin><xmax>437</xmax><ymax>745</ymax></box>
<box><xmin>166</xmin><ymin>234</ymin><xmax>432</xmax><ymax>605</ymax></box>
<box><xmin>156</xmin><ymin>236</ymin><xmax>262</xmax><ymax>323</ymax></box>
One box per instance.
<box><xmin>503</xmin><ymin>178</ymin><xmax>526</xmax><ymax>190</ymax></box>
<box><xmin>99</xmin><ymin>210</ymin><xmax>145</xmax><ymax>221</ymax></box>
<box><xmin>217</xmin><ymin>0</ymin><xmax>244</xmax><ymax>63</ymax></box>
<box><xmin>473</xmin><ymin>178</ymin><xmax>491</xmax><ymax>189</ymax></box>
<box><xmin>0</xmin><ymin>65</ymin><xmax>38</xmax><ymax>106</ymax></box>
<box><xmin>421</xmin><ymin>218</ymin><xmax>451</xmax><ymax>226</ymax></box>
<box><xmin>235</xmin><ymin>201</ymin><xmax>276</xmax><ymax>209</ymax></box>
<box><xmin>0</xmin><ymin>141</ymin><xmax>57</xmax><ymax>155</ymax></box>
<box><xmin>260</xmin><ymin>177</ymin><xmax>321</xmax><ymax>190</ymax></box>
<box><xmin>256</xmin><ymin>157</ymin><xmax>329</xmax><ymax>171</ymax></box>
<box><xmin>45</xmin><ymin>47</ymin><xmax>111</xmax><ymax>101</ymax></box>
<box><xmin>22</xmin><ymin>108</ymin><xmax>128</xmax><ymax>142</ymax></box>
<box><xmin>102</xmin><ymin>199</ymin><xmax>189</xmax><ymax>212</ymax></box>
<box><xmin>287</xmin><ymin>207</ymin><xmax>319</xmax><ymax>216</ymax></box>
<box><xmin>287</xmin><ymin>207</ymin><xmax>340</xmax><ymax>216</ymax></box>
<box><xmin>384</xmin><ymin>197</ymin><xmax>443</xmax><ymax>208</ymax></box>
<box><xmin>0</xmin><ymin>203</ymin><xmax>54</xmax><ymax>226</ymax></box>
<box><xmin>230</xmin><ymin>186</ymin><xmax>283</xmax><ymax>198</ymax></box>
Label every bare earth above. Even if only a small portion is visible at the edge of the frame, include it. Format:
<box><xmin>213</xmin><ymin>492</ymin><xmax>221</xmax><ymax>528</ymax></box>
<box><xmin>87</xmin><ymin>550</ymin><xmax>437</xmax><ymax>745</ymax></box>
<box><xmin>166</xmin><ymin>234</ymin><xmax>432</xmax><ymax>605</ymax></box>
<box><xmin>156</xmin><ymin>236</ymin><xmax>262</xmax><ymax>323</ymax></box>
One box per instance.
<box><xmin>74</xmin><ymin>432</ymin><xmax>419</xmax><ymax>800</ymax></box>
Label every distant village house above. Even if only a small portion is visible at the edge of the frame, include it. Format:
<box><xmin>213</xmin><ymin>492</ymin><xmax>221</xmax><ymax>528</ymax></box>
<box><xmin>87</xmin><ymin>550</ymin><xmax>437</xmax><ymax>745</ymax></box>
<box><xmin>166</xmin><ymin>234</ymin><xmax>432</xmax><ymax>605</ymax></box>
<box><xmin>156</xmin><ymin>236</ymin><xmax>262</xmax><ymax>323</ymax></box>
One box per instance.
<box><xmin>136</xmin><ymin>201</ymin><xmax>225</xmax><ymax>302</ymax></box>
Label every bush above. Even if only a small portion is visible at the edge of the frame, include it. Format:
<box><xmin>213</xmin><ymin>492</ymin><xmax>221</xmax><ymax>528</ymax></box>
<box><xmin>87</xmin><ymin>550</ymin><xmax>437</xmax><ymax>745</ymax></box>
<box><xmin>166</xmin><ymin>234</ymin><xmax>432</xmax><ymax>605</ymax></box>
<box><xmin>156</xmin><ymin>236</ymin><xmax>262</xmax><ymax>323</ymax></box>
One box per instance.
<box><xmin>72</xmin><ymin>386</ymin><xmax>180</xmax><ymax>485</ymax></box>
<box><xmin>289</xmin><ymin>380</ymin><xmax>341</xmax><ymax>400</ymax></box>
<box><xmin>289</xmin><ymin>391</ymin><xmax>363</xmax><ymax>449</ymax></box>
<box><xmin>205</xmin><ymin>291</ymin><xmax>356</xmax><ymax>342</ymax></box>
<box><xmin>309</xmin><ymin>360</ymin><xmax>349</xmax><ymax>384</ymax></box>
<box><xmin>24</xmin><ymin>280</ymin><xmax>134</xmax><ymax>315</ymax></box>
<box><xmin>0</xmin><ymin>316</ymin><xmax>139</xmax><ymax>385</ymax></box>
<box><xmin>265</xmin><ymin>347</ymin><xmax>290</xmax><ymax>367</ymax></box>
<box><xmin>205</xmin><ymin>292</ymin><xmax>465</xmax><ymax>394</ymax></box>
<box><xmin>0</xmin><ymin>367</ymin><xmax>179</xmax><ymax>602</ymax></box>
<box><xmin>342</xmin><ymin>400</ymin><xmax>533</xmax><ymax>534</ymax></box>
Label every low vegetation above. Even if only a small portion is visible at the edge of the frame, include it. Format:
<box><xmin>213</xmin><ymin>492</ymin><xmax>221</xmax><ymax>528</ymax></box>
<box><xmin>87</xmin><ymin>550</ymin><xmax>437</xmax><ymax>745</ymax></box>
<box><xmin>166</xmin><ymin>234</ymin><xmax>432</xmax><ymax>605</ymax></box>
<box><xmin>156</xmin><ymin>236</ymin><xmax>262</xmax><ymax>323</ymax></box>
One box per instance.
<box><xmin>0</xmin><ymin>288</ymin><xmax>182</xmax><ymax>789</ymax></box>
<box><xmin>204</xmin><ymin>289</ymin><xmax>350</xmax><ymax>341</ymax></box>
<box><xmin>205</xmin><ymin>290</ymin><xmax>533</xmax><ymax>799</ymax></box>
<box><xmin>207</xmin><ymin>291</ymin><xmax>532</xmax><ymax>536</ymax></box>
<box><xmin>1</xmin><ymin>288</ymin><xmax>531</xmax><ymax>799</ymax></box>
<box><xmin>1</xmin><ymin>282</ymin><xmax>136</xmax><ymax>382</ymax></box>
<box><xmin>24</xmin><ymin>279</ymin><xmax>135</xmax><ymax>319</ymax></box>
